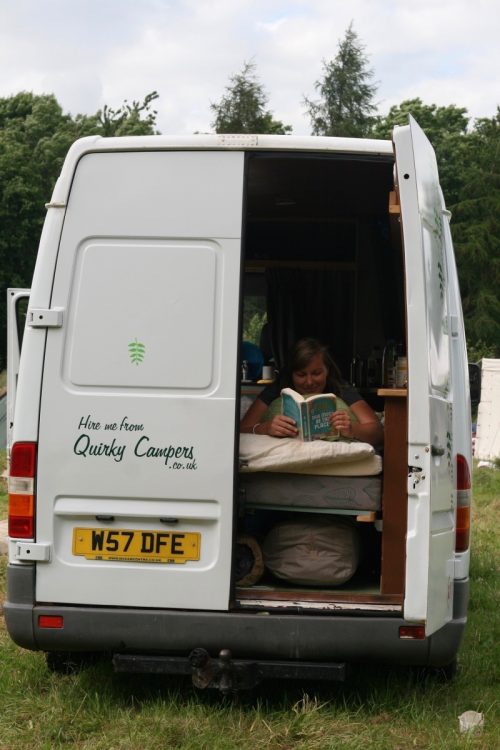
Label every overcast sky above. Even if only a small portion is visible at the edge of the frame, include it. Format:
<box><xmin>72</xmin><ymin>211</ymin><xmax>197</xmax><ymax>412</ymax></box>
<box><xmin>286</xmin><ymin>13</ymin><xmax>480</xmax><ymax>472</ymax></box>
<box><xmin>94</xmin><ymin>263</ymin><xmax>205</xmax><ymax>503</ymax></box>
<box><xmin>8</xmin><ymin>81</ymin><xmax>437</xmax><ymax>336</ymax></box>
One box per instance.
<box><xmin>0</xmin><ymin>0</ymin><xmax>498</xmax><ymax>135</ymax></box>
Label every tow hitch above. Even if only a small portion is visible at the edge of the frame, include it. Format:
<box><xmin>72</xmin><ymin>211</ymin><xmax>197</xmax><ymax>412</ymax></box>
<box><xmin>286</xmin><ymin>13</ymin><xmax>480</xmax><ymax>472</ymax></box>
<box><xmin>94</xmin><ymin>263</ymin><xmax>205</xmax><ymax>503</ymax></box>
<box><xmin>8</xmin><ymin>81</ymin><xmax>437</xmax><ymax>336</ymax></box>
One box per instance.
<box><xmin>113</xmin><ymin>650</ymin><xmax>347</xmax><ymax>695</ymax></box>
<box><xmin>189</xmin><ymin>648</ymin><xmax>260</xmax><ymax>694</ymax></box>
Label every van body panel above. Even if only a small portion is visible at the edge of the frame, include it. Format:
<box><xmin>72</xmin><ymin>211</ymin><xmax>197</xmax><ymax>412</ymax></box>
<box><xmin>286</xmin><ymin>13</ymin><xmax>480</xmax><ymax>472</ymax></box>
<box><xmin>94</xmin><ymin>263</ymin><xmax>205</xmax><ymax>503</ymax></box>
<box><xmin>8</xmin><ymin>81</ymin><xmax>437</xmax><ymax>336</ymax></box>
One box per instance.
<box><xmin>394</xmin><ymin>118</ymin><xmax>455</xmax><ymax>634</ymax></box>
<box><xmin>34</xmin><ymin>150</ymin><xmax>244</xmax><ymax>610</ymax></box>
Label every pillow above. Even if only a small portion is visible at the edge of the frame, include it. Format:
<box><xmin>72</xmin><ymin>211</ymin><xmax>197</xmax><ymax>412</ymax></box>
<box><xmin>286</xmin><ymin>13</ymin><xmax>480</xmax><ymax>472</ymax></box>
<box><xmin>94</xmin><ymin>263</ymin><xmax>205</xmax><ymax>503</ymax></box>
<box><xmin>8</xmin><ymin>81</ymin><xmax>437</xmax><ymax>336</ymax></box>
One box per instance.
<box><xmin>239</xmin><ymin>433</ymin><xmax>374</xmax><ymax>473</ymax></box>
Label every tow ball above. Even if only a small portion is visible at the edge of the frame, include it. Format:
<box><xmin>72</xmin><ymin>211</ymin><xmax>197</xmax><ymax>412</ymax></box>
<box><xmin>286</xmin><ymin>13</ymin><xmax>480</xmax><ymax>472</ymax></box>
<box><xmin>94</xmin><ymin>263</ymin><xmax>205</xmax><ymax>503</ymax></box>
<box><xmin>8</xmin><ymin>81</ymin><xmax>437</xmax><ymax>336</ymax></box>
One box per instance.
<box><xmin>189</xmin><ymin>648</ymin><xmax>260</xmax><ymax>695</ymax></box>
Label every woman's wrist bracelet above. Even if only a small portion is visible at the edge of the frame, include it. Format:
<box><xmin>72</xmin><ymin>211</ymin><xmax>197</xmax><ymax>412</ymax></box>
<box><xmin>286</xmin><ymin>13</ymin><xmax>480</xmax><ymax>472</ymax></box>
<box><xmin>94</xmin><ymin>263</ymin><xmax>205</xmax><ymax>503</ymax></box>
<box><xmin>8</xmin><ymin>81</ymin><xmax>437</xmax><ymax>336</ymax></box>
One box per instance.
<box><xmin>252</xmin><ymin>423</ymin><xmax>261</xmax><ymax>434</ymax></box>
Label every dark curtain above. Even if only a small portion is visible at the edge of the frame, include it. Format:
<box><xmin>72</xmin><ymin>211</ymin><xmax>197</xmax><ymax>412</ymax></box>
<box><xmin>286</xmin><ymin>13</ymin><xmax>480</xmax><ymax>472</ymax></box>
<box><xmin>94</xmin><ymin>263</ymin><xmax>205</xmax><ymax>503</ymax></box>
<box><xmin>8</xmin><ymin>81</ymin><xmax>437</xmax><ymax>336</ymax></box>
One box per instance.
<box><xmin>373</xmin><ymin>218</ymin><xmax>405</xmax><ymax>344</ymax></box>
<box><xmin>266</xmin><ymin>268</ymin><xmax>355</xmax><ymax>376</ymax></box>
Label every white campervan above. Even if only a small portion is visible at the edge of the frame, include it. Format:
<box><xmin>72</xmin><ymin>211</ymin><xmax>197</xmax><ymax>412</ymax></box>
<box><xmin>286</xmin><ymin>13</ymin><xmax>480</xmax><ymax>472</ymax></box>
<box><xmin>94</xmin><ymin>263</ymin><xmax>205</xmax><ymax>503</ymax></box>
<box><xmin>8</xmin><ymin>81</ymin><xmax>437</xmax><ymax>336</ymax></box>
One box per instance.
<box><xmin>6</xmin><ymin>118</ymin><xmax>472</xmax><ymax>691</ymax></box>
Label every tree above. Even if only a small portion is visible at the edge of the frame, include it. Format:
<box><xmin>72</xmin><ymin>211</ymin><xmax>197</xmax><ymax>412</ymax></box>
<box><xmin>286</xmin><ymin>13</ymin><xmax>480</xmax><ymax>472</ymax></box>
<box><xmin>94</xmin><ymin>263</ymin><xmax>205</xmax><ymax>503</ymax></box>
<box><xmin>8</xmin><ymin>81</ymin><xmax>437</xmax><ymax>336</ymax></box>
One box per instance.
<box><xmin>210</xmin><ymin>61</ymin><xmax>291</xmax><ymax>134</ymax></box>
<box><xmin>0</xmin><ymin>94</ymin><xmax>74</xmax><ymax>364</ymax></box>
<box><xmin>452</xmin><ymin>110</ymin><xmax>500</xmax><ymax>355</ymax></box>
<box><xmin>373</xmin><ymin>98</ymin><xmax>470</xmax><ymax>205</ymax></box>
<box><xmin>0</xmin><ymin>91</ymin><xmax>160</xmax><ymax>368</ymax></box>
<box><xmin>83</xmin><ymin>91</ymin><xmax>160</xmax><ymax>137</ymax></box>
<box><xmin>304</xmin><ymin>23</ymin><xmax>378</xmax><ymax>137</ymax></box>
<box><xmin>375</xmin><ymin>100</ymin><xmax>500</xmax><ymax>356</ymax></box>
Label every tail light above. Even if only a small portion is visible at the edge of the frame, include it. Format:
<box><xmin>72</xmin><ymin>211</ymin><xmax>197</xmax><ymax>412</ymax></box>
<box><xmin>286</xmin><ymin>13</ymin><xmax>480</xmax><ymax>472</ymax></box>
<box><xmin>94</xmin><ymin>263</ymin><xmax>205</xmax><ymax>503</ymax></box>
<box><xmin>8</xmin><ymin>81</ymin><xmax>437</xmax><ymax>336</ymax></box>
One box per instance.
<box><xmin>8</xmin><ymin>441</ymin><xmax>37</xmax><ymax>539</ymax></box>
<box><xmin>39</xmin><ymin>615</ymin><xmax>64</xmax><ymax>629</ymax></box>
<box><xmin>455</xmin><ymin>453</ymin><xmax>471</xmax><ymax>552</ymax></box>
<box><xmin>399</xmin><ymin>625</ymin><xmax>426</xmax><ymax>640</ymax></box>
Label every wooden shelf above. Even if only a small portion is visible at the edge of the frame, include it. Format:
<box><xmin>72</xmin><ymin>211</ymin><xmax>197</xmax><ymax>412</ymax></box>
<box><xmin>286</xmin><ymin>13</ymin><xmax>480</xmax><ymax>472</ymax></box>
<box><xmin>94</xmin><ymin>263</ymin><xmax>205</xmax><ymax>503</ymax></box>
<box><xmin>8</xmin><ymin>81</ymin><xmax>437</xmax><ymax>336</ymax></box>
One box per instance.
<box><xmin>388</xmin><ymin>190</ymin><xmax>401</xmax><ymax>214</ymax></box>
<box><xmin>377</xmin><ymin>388</ymin><xmax>407</xmax><ymax>397</ymax></box>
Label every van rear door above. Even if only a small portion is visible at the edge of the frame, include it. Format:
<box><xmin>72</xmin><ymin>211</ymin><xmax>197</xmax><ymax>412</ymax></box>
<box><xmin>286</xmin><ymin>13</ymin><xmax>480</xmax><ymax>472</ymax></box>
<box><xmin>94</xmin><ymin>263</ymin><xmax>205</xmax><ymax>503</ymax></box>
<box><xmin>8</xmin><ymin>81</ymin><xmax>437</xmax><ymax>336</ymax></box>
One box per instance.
<box><xmin>6</xmin><ymin>288</ymin><xmax>30</xmax><ymax>453</ymax></box>
<box><xmin>394</xmin><ymin>117</ymin><xmax>455</xmax><ymax>635</ymax></box>
<box><xmin>35</xmin><ymin>149</ymin><xmax>244</xmax><ymax>611</ymax></box>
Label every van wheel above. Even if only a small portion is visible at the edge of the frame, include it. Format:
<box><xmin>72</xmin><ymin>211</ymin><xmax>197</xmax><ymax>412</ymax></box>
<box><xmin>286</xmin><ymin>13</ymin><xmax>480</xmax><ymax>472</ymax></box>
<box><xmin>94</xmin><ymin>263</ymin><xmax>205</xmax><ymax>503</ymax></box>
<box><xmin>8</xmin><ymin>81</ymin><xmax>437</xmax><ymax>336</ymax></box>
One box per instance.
<box><xmin>45</xmin><ymin>651</ymin><xmax>98</xmax><ymax>675</ymax></box>
<box><xmin>414</xmin><ymin>658</ymin><xmax>458</xmax><ymax>683</ymax></box>
<box><xmin>434</xmin><ymin>658</ymin><xmax>458</xmax><ymax>681</ymax></box>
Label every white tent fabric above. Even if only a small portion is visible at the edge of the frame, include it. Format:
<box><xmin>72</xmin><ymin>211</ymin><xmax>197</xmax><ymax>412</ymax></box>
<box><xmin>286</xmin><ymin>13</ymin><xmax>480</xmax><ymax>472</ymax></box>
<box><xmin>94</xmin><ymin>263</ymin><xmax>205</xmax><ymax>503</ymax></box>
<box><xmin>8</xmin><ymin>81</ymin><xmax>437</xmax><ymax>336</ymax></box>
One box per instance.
<box><xmin>475</xmin><ymin>359</ymin><xmax>500</xmax><ymax>461</ymax></box>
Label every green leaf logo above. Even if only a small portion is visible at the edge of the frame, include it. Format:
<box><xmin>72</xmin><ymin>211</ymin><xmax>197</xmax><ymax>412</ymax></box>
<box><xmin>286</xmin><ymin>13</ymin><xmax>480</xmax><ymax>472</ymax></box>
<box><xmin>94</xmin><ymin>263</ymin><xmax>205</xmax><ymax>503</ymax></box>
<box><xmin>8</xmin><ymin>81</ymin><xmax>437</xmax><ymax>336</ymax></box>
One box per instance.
<box><xmin>128</xmin><ymin>338</ymin><xmax>145</xmax><ymax>365</ymax></box>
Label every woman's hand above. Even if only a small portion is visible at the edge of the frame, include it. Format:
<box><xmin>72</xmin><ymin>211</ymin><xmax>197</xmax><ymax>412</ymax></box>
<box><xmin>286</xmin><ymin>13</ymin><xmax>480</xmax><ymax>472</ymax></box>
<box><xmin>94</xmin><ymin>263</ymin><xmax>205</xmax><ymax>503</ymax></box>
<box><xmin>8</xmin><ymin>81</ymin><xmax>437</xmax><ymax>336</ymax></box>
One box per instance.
<box><xmin>261</xmin><ymin>415</ymin><xmax>299</xmax><ymax>438</ymax></box>
<box><xmin>329</xmin><ymin>401</ymin><xmax>384</xmax><ymax>445</ymax></box>
<box><xmin>330</xmin><ymin>409</ymin><xmax>353</xmax><ymax>438</ymax></box>
<box><xmin>241</xmin><ymin>397</ymin><xmax>298</xmax><ymax>438</ymax></box>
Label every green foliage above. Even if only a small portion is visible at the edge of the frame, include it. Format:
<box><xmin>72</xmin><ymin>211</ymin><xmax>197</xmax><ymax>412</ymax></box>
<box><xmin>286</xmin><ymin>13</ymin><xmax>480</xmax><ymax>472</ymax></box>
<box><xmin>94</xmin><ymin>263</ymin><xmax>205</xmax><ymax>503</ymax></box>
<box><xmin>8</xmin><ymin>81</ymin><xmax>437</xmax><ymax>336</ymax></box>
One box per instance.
<box><xmin>78</xmin><ymin>91</ymin><xmax>160</xmax><ymax>137</ymax></box>
<box><xmin>243</xmin><ymin>312</ymin><xmax>267</xmax><ymax>346</ymax></box>
<box><xmin>304</xmin><ymin>23</ymin><xmax>378</xmax><ymax>137</ymax></box>
<box><xmin>452</xmin><ymin>110</ymin><xmax>500</xmax><ymax>355</ymax></box>
<box><xmin>0</xmin><ymin>93</ymin><xmax>71</xmax><ymax>368</ymax></box>
<box><xmin>373</xmin><ymin>98</ymin><xmax>470</xmax><ymax>206</ymax></box>
<box><xmin>467</xmin><ymin>340</ymin><xmax>498</xmax><ymax>363</ymax></box>
<box><xmin>373</xmin><ymin>97</ymin><xmax>469</xmax><ymax>138</ymax></box>
<box><xmin>211</xmin><ymin>61</ymin><xmax>291</xmax><ymax>135</ymax></box>
<box><xmin>0</xmin><ymin>91</ymin><xmax>160</xmax><ymax>369</ymax></box>
<box><xmin>375</xmin><ymin>100</ymin><xmax>499</xmax><ymax>356</ymax></box>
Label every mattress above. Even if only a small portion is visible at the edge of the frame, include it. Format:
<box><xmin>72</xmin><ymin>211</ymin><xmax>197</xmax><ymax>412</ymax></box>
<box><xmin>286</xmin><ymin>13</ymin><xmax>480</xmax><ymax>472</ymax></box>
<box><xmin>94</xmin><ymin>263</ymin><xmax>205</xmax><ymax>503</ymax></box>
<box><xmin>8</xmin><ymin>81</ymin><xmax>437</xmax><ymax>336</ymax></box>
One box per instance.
<box><xmin>240</xmin><ymin>472</ymin><xmax>382</xmax><ymax>512</ymax></box>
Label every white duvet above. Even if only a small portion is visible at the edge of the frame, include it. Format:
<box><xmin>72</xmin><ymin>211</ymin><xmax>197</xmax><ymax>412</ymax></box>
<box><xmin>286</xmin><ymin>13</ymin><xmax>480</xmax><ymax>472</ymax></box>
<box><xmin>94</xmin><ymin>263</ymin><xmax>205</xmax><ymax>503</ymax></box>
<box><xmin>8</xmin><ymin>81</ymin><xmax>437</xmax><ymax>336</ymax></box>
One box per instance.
<box><xmin>239</xmin><ymin>434</ymin><xmax>382</xmax><ymax>476</ymax></box>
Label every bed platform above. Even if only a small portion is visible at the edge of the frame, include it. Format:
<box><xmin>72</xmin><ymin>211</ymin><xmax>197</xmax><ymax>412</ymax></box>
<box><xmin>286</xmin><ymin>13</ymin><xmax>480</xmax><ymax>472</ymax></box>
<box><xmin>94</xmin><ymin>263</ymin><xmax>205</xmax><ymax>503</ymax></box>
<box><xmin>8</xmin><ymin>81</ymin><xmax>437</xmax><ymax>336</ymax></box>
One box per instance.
<box><xmin>240</xmin><ymin>472</ymin><xmax>381</xmax><ymax>515</ymax></box>
<box><xmin>239</xmin><ymin>434</ymin><xmax>383</xmax><ymax>518</ymax></box>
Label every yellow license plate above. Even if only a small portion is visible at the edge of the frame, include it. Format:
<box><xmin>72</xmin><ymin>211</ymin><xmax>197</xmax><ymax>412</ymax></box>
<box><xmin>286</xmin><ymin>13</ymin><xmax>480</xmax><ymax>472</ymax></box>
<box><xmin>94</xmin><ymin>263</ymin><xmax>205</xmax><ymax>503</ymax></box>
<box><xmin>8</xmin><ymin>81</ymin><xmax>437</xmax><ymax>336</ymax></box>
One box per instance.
<box><xmin>72</xmin><ymin>527</ymin><xmax>200</xmax><ymax>564</ymax></box>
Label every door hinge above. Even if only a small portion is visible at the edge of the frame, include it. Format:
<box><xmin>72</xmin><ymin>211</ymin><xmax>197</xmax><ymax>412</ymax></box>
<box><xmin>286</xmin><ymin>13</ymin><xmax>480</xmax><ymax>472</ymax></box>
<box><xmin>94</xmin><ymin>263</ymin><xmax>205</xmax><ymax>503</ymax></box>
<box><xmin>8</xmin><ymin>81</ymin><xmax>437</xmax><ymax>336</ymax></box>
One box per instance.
<box><xmin>431</xmin><ymin>444</ymin><xmax>445</xmax><ymax>457</ymax></box>
<box><xmin>45</xmin><ymin>200</ymin><xmax>67</xmax><ymax>209</ymax></box>
<box><xmin>27</xmin><ymin>308</ymin><xmax>64</xmax><ymax>328</ymax></box>
<box><xmin>13</xmin><ymin>541</ymin><xmax>51</xmax><ymax>562</ymax></box>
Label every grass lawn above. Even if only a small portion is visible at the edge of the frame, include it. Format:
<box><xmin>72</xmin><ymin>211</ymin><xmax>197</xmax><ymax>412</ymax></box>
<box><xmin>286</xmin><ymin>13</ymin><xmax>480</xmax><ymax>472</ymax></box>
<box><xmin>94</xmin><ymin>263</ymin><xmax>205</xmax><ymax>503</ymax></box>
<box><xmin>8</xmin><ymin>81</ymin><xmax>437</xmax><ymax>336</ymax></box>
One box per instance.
<box><xmin>0</xmin><ymin>459</ymin><xmax>498</xmax><ymax>749</ymax></box>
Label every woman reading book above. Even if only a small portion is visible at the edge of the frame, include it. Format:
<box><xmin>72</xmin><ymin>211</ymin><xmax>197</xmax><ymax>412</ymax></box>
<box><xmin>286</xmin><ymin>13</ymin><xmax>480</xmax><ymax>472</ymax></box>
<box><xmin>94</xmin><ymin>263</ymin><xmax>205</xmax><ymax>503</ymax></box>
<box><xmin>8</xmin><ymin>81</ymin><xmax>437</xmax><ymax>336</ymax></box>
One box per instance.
<box><xmin>240</xmin><ymin>338</ymin><xmax>383</xmax><ymax>447</ymax></box>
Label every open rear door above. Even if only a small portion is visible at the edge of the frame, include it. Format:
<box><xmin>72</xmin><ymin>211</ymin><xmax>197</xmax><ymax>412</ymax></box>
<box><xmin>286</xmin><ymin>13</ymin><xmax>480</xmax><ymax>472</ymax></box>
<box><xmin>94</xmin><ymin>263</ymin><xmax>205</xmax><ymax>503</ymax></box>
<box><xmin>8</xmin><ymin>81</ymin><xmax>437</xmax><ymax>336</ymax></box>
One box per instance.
<box><xmin>35</xmin><ymin>149</ymin><xmax>244</xmax><ymax>611</ymax></box>
<box><xmin>6</xmin><ymin>288</ymin><xmax>30</xmax><ymax>453</ymax></box>
<box><xmin>394</xmin><ymin>117</ymin><xmax>455</xmax><ymax>635</ymax></box>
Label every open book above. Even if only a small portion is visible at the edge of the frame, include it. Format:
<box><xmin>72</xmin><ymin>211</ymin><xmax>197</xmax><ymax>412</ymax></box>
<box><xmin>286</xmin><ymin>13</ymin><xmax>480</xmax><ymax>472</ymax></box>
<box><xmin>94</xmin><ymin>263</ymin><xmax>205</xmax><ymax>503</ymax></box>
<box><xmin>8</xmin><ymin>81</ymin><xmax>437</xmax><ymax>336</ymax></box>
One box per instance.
<box><xmin>281</xmin><ymin>388</ymin><xmax>337</xmax><ymax>441</ymax></box>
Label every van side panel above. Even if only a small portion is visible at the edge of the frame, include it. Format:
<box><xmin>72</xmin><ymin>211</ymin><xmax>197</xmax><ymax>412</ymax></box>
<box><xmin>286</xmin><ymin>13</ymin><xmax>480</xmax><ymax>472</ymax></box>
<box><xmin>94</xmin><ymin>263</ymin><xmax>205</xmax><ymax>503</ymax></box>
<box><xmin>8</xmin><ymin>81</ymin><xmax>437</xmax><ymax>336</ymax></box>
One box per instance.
<box><xmin>34</xmin><ymin>151</ymin><xmax>244</xmax><ymax>610</ymax></box>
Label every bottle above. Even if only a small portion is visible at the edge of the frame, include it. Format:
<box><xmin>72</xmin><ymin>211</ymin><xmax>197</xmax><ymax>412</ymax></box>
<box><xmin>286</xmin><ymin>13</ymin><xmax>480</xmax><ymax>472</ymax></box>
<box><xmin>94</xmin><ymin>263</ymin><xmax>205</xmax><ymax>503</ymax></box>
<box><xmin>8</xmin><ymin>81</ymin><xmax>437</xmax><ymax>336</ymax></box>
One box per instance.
<box><xmin>241</xmin><ymin>360</ymin><xmax>249</xmax><ymax>381</ymax></box>
<box><xmin>396</xmin><ymin>356</ymin><xmax>408</xmax><ymax>388</ymax></box>
<box><xmin>366</xmin><ymin>346</ymin><xmax>382</xmax><ymax>387</ymax></box>
<box><xmin>350</xmin><ymin>356</ymin><xmax>358</xmax><ymax>386</ymax></box>
<box><xmin>350</xmin><ymin>355</ymin><xmax>364</xmax><ymax>388</ymax></box>
<box><xmin>382</xmin><ymin>340</ymin><xmax>397</xmax><ymax>387</ymax></box>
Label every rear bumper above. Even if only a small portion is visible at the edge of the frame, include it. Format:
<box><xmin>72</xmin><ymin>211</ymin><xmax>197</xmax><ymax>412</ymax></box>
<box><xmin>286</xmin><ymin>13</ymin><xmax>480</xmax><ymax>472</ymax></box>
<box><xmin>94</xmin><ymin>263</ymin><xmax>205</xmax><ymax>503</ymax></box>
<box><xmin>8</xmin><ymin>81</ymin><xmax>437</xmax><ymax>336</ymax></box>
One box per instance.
<box><xmin>5</xmin><ymin>564</ymin><xmax>468</xmax><ymax>669</ymax></box>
